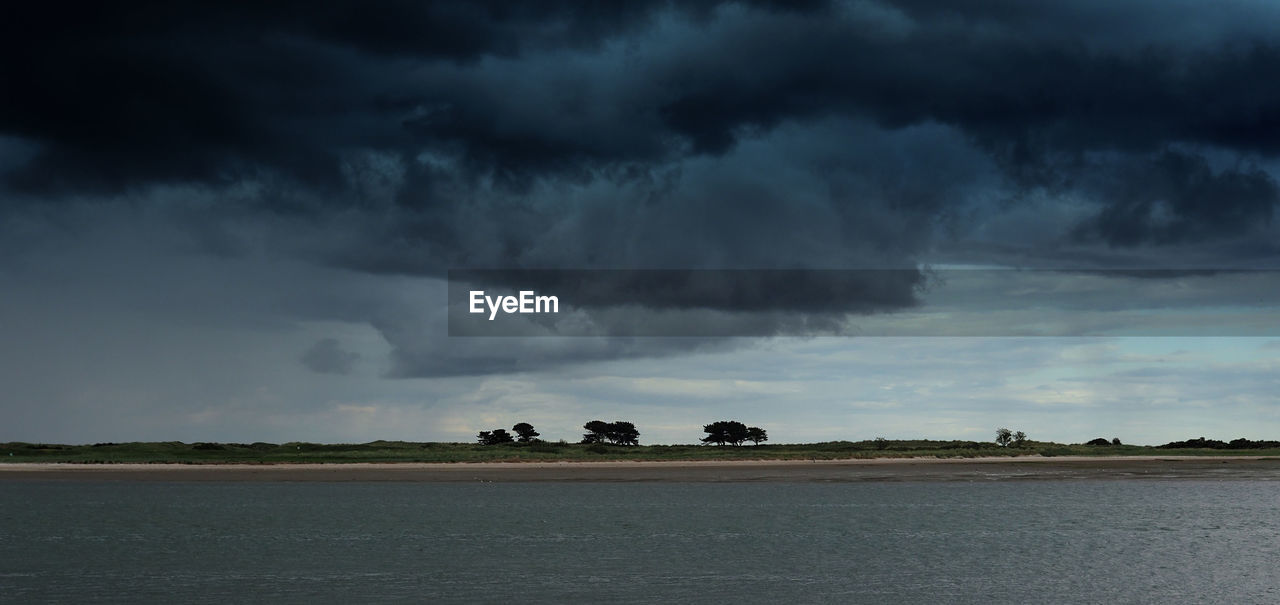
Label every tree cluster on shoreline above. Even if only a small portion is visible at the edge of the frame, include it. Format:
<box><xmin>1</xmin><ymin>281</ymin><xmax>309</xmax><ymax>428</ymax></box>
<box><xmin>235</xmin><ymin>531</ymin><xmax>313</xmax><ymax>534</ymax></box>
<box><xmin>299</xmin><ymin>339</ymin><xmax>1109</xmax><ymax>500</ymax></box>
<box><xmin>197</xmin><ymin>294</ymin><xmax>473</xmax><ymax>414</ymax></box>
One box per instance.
<box><xmin>700</xmin><ymin>421</ymin><xmax>767</xmax><ymax>446</ymax></box>
<box><xmin>477</xmin><ymin>423</ymin><xmax>540</xmax><ymax>445</ymax></box>
<box><xmin>580</xmin><ymin>420</ymin><xmax>640</xmax><ymax>446</ymax></box>
<box><xmin>468</xmin><ymin>422</ymin><xmax>1280</xmax><ymax>452</ymax></box>
<box><xmin>475</xmin><ymin>420</ymin><xmax>773</xmax><ymax>447</ymax></box>
<box><xmin>995</xmin><ymin>428</ymin><xmax>1027</xmax><ymax>447</ymax></box>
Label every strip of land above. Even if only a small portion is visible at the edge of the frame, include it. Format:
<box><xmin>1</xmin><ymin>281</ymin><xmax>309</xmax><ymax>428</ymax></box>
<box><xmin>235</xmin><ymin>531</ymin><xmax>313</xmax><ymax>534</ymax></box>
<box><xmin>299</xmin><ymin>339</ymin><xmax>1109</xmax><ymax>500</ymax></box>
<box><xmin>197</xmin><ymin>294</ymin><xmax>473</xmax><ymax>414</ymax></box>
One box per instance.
<box><xmin>8</xmin><ymin>438</ymin><xmax>1280</xmax><ymax>466</ymax></box>
<box><xmin>3</xmin><ymin>456</ymin><xmax>1278</xmax><ymax>482</ymax></box>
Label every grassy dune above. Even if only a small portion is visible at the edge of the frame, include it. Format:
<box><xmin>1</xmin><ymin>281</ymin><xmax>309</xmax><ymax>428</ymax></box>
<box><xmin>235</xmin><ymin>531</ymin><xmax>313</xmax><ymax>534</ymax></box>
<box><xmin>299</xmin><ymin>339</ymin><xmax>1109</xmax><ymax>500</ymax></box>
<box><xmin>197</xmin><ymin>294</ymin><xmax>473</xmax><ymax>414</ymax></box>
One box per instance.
<box><xmin>3</xmin><ymin>439</ymin><xmax>1279</xmax><ymax>464</ymax></box>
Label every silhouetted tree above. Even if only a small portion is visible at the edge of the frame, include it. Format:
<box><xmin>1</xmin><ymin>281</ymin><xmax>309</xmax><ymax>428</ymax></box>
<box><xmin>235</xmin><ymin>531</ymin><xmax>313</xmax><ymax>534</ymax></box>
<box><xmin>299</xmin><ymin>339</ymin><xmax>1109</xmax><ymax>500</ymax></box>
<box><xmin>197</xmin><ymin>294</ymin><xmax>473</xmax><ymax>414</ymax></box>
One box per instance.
<box><xmin>1111</xmin><ymin>437</ymin><xmax>1122</xmax><ymax>446</ymax></box>
<box><xmin>512</xmin><ymin>422</ymin><xmax>540</xmax><ymax>443</ymax></box>
<box><xmin>608</xmin><ymin>421</ymin><xmax>640</xmax><ymax>446</ymax></box>
<box><xmin>580</xmin><ymin>420</ymin><xmax>639</xmax><ymax>445</ymax></box>
<box><xmin>1086</xmin><ymin>438</ymin><xmax>1111</xmax><ymax>446</ymax></box>
<box><xmin>745</xmin><ymin>426</ymin><xmax>768</xmax><ymax>445</ymax></box>
<box><xmin>995</xmin><ymin>428</ymin><xmax>1013</xmax><ymax>447</ymax></box>
<box><xmin>1012</xmin><ymin>431</ymin><xmax>1027</xmax><ymax>447</ymax></box>
<box><xmin>702</xmin><ymin>420</ymin><xmax>749</xmax><ymax>445</ymax></box>
<box><xmin>478</xmin><ymin>429</ymin><xmax>515</xmax><ymax>445</ymax></box>
<box><xmin>582</xmin><ymin>420</ymin><xmax>611</xmax><ymax>444</ymax></box>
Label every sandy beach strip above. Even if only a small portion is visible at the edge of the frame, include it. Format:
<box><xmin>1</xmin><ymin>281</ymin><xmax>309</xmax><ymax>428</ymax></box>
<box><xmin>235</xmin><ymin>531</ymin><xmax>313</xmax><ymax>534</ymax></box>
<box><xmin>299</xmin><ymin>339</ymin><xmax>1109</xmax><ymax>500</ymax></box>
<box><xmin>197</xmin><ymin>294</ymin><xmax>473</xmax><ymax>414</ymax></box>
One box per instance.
<box><xmin>2</xmin><ymin>456</ymin><xmax>1279</xmax><ymax>482</ymax></box>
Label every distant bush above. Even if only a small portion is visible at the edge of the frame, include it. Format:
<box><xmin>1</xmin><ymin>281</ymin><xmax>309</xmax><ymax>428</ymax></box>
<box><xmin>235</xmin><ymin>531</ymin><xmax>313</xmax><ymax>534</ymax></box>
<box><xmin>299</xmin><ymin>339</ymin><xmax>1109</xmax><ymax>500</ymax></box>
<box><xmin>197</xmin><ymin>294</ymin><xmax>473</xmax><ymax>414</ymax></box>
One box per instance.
<box><xmin>1086</xmin><ymin>438</ymin><xmax>1112</xmax><ymax>446</ymax></box>
<box><xmin>1228</xmin><ymin>438</ymin><xmax>1280</xmax><ymax>449</ymax></box>
<box><xmin>1161</xmin><ymin>437</ymin><xmax>1280</xmax><ymax>449</ymax></box>
<box><xmin>192</xmin><ymin>442</ymin><xmax>225</xmax><ymax>451</ymax></box>
<box><xmin>1159</xmin><ymin>437</ymin><xmax>1228</xmax><ymax>449</ymax></box>
<box><xmin>477</xmin><ymin>430</ymin><xmax>515</xmax><ymax>446</ymax></box>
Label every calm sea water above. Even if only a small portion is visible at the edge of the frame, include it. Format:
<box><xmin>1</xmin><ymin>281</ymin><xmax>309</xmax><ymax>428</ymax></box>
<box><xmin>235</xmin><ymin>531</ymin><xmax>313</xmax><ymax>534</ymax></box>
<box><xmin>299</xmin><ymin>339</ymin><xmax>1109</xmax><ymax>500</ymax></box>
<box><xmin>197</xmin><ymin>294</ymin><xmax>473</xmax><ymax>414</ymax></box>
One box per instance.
<box><xmin>1</xmin><ymin>480</ymin><xmax>1277</xmax><ymax>603</ymax></box>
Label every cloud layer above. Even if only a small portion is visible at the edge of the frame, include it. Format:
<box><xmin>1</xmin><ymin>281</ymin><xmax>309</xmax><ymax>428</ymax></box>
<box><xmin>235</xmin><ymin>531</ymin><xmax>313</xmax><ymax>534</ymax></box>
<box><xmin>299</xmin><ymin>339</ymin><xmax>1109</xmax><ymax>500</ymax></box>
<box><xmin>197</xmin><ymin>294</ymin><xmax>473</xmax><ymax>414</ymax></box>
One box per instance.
<box><xmin>3</xmin><ymin>2</ymin><xmax>1280</xmax><ymax>441</ymax></box>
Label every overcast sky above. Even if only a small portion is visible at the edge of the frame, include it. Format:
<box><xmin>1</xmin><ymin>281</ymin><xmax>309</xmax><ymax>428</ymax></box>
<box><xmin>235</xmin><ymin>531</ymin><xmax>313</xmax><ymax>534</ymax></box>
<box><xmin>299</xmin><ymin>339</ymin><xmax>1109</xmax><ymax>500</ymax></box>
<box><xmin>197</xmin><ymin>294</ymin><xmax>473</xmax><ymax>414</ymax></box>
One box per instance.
<box><xmin>3</xmin><ymin>1</ymin><xmax>1279</xmax><ymax>445</ymax></box>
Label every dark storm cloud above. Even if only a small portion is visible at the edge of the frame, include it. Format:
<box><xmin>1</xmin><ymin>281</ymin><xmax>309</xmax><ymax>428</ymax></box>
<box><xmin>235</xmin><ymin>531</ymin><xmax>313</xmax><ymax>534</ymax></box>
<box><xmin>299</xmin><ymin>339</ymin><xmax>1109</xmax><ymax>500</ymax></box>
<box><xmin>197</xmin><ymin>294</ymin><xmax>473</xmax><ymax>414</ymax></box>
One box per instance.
<box><xmin>0</xmin><ymin>0</ymin><xmax>825</xmax><ymax>193</ymax></box>
<box><xmin>1070</xmin><ymin>150</ymin><xmax>1278</xmax><ymax>247</ymax></box>
<box><xmin>0</xmin><ymin>1</ymin><xmax>648</xmax><ymax>192</ymax></box>
<box><xmin>7</xmin><ymin>1</ymin><xmax>1280</xmax><ymax>214</ymax></box>
<box><xmin>5</xmin><ymin>1</ymin><xmax>1280</xmax><ymax>376</ymax></box>
<box><xmin>5</xmin><ymin>1</ymin><xmax>1278</xmax><ymax>245</ymax></box>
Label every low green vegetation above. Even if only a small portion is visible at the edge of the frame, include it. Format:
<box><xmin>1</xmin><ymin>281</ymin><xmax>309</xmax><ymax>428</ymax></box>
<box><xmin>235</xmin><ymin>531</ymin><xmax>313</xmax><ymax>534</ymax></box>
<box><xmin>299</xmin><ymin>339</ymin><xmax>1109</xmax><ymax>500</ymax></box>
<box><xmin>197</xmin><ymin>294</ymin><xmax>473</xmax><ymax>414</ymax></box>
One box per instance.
<box><xmin>3</xmin><ymin>438</ymin><xmax>1279</xmax><ymax>464</ymax></box>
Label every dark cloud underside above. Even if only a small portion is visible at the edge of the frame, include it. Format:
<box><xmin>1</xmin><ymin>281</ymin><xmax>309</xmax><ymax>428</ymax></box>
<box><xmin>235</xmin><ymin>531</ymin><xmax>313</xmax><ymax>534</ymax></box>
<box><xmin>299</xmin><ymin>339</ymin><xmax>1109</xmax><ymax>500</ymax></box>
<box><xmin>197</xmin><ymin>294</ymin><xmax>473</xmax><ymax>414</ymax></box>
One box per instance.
<box><xmin>3</xmin><ymin>1</ymin><xmax>1280</xmax><ymax>376</ymax></box>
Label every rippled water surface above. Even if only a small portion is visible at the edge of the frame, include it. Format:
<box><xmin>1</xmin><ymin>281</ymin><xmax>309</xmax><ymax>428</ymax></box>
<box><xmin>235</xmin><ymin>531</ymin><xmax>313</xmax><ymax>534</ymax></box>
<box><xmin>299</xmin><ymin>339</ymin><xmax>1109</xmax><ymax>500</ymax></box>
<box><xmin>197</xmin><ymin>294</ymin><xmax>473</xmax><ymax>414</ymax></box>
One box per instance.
<box><xmin>2</xmin><ymin>481</ymin><xmax>1278</xmax><ymax>603</ymax></box>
